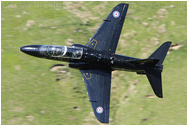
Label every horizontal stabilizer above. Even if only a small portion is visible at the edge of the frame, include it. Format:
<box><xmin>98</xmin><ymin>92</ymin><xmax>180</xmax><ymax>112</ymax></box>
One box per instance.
<box><xmin>148</xmin><ymin>42</ymin><xmax>172</xmax><ymax>67</ymax></box>
<box><xmin>145</xmin><ymin>70</ymin><xmax>162</xmax><ymax>98</ymax></box>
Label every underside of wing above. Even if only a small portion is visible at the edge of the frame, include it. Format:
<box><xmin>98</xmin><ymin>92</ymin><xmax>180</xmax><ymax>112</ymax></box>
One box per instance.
<box><xmin>86</xmin><ymin>3</ymin><xmax>129</xmax><ymax>54</ymax></box>
<box><xmin>80</xmin><ymin>69</ymin><xmax>111</xmax><ymax>123</ymax></box>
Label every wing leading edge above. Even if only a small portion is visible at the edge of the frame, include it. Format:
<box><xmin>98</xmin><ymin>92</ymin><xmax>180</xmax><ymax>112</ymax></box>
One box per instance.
<box><xmin>86</xmin><ymin>3</ymin><xmax>129</xmax><ymax>54</ymax></box>
<box><xmin>80</xmin><ymin>69</ymin><xmax>111</xmax><ymax>123</ymax></box>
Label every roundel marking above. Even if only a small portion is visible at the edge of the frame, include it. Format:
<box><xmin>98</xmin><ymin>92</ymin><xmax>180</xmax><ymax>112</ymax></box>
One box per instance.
<box><xmin>96</xmin><ymin>106</ymin><xmax>103</xmax><ymax>114</ymax></box>
<box><xmin>113</xmin><ymin>11</ymin><xmax>120</xmax><ymax>18</ymax></box>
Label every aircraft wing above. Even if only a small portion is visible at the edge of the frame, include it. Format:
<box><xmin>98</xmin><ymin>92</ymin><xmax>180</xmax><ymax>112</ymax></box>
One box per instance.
<box><xmin>85</xmin><ymin>3</ymin><xmax>129</xmax><ymax>54</ymax></box>
<box><xmin>80</xmin><ymin>69</ymin><xmax>111</xmax><ymax>123</ymax></box>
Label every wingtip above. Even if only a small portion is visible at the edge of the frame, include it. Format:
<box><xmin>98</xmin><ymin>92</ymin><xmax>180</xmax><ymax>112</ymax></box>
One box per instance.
<box><xmin>117</xmin><ymin>3</ymin><xmax>129</xmax><ymax>6</ymax></box>
<box><xmin>96</xmin><ymin>117</ymin><xmax>109</xmax><ymax>124</ymax></box>
<box><xmin>94</xmin><ymin>113</ymin><xmax>109</xmax><ymax>124</ymax></box>
<box><xmin>94</xmin><ymin>112</ymin><xmax>109</xmax><ymax>124</ymax></box>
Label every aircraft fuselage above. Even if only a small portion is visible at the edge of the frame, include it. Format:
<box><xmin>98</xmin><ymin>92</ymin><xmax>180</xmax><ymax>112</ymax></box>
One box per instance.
<box><xmin>20</xmin><ymin>44</ymin><xmax>146</xmax><ymax>73</ymax></box>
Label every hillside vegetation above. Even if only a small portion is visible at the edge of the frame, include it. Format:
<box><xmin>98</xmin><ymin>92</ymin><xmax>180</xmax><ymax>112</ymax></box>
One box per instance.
<box><xmin>2</xmin><ymin>1</ymin><xmax>187</xmax><ymax>124</ymax></box>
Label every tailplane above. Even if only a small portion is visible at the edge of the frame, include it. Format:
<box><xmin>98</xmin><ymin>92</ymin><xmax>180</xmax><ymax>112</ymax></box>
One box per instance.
<box><xmin>148</xmin><ymin>42</ymin><xmax>172</xmax><ymax>67</ymax></box>
<box><xmin>146</xmin><ymin>42</ymin><xmax>172</xmax><ymax>98</ymax></box>
<box><xmin>145</xmin><ymin>70</ymin><xmax>162</xmax><ymax>98</ymax></box>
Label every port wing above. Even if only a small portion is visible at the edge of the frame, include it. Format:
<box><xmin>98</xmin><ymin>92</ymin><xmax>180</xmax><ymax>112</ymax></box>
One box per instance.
<box><xmin>85</xmin><ymin>3</ymin><xmax>129</xmax><ymax>54</ymax></box>
<box><xmin>80</xmin><ymin>69</ymin><xmax>111</xmax><ymax>123</ymax></box>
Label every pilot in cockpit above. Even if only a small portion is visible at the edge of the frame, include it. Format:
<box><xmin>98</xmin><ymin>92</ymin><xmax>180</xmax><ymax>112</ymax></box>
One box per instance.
<box><xmin>47</xmin><ymin>45</ymin><xmax>83</xmax><ymax>59</ymax></box>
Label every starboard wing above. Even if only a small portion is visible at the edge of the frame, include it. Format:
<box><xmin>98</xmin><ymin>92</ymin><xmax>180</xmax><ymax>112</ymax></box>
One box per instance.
<box><xmin>85</xmin><ymin>3</ymin><xmax>129</xmax><ymax>54</ymax></box>
<box><xmin>80</xmin><ymin>69</ymin><xmax>111</xmax><ymax>123</ymax></box>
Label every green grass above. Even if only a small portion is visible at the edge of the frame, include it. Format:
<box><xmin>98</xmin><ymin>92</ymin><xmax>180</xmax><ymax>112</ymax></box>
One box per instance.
<box><xmin>2</xmin><ymin>1</ymin><xmax>187</xmax><ymax>125</ymax></box>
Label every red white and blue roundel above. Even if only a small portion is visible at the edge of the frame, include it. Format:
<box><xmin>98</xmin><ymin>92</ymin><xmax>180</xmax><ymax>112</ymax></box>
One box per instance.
<box><xmin>113</xmin><ymin>11</ymin><xmax>120</xmax><ymax>18</ymax></box>
<box><xmin>96</xmin><ymin>106</ymin><xmax>103</xmax><ymax>114</ymax></box>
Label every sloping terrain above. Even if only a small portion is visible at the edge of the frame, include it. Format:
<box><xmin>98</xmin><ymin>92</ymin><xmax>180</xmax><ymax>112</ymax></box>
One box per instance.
<box><xmin>1</xmin><ymin>1</ymin><xmax>187</xmax><ymax>124</ymax></box>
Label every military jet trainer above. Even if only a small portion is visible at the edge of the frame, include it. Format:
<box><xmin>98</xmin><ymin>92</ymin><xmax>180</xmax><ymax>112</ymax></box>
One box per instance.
<box><xmin>20</xmin><ymin>3</ymin><xmax>171</xmax><ymax>123</ymax></box>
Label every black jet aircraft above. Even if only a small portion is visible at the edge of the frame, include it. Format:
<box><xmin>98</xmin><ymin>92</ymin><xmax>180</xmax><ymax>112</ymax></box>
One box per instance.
<box><xmin>20</xmin><ymin>3</ymin><xmax>171</xmax><ymax>123</ymax></box>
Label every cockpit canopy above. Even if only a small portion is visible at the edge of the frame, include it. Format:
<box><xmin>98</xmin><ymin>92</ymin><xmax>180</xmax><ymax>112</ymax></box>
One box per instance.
<box><xmin>47</xmin><ymin>45</ymin><xmax>83</xmax><ymax>59</ymax></box>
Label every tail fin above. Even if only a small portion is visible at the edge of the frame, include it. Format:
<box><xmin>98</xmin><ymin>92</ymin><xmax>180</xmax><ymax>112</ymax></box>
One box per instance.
<box><xmin>146</xmin><ymin>42</ymin><xmax>172</xmax><ymax>98</ymax></box>
<box><xmin>148</xmin><ymin>42</ymin><xmax>172</xmax><ymax>67</ymax></box>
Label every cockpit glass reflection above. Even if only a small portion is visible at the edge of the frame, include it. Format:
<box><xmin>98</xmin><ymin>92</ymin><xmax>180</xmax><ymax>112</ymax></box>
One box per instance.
<box><xmin>47</xmin><ymin>45</ymin><xmax>83</xmax><ymax>59</ymax></box>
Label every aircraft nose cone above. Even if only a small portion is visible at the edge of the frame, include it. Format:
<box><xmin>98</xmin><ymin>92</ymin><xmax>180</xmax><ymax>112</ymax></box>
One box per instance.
<box><xmin>20</xmin><ymin>46</ymin><xmax>32</xmax><ymax>53</ymax></box>
<box><xmin>20</xmin><ymin>45</ymin><xmax>44</xmax><ymax>57</ymax></box>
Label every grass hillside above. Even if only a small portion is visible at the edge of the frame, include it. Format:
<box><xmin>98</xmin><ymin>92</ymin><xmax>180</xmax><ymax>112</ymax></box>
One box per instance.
<box><xmin>1</xmin><ymin>1</ymin><xmax>187</xmax><ymax>125</ymax></box>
